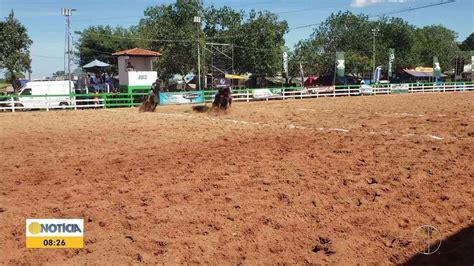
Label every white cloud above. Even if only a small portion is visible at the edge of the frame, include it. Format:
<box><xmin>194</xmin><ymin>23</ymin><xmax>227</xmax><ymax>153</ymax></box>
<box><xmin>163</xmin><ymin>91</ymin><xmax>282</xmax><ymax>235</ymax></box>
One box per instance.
<box><xmin>351</xmin><ymin>0</ymin><xmax>408</xmax><ymax>8</ymax></box>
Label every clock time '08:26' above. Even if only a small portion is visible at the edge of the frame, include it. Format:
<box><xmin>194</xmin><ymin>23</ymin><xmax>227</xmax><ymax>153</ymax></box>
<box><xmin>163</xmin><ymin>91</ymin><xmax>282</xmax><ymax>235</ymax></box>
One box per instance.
<box><xmin>43</xmin><ymin>239</ymin><xmax>66</xmax><ymax>246</ymax></box>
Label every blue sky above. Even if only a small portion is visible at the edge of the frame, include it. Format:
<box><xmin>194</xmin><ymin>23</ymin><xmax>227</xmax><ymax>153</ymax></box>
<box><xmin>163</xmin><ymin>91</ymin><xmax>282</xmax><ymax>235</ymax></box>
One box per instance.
<box><xmin>0</xmin><ymin>0</ymin><xmax>472</xmax><ymax>78</ymax></box>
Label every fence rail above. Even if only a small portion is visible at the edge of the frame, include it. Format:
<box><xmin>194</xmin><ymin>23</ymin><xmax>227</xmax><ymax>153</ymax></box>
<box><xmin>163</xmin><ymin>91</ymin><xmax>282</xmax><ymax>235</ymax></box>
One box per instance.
<box><xmin>1</xmin><ymin>82</ymin><xmax>473</xmax><ymax>112</ymax></box>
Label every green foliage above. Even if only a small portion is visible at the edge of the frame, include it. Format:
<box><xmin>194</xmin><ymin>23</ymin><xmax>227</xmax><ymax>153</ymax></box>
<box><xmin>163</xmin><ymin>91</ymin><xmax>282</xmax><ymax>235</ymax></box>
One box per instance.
<box><xmin>290</xmin><ymin>12</ymin><xmax>460</xmax><ymax>78</ymax></box>
<box><xmin>75</xmin><ymin>25</ymin><xmax>138</xmax><ymax>73</ymax></box>
<box><xmin>137</xmin><ymin>1</ymin><xmax>287</xmax><ymax>78</ymax></box>
<box><xmin>412</xmin><ymin>25</ymin><xmax>459</xmax><ymax>67</ymax></box>
<box><xmin>52</xmin><ymin>70</ymin><xmax>66</xmax><ymax>78</ymax></box>
<box><xmin>459</xmin><ymin>33</ymin><xmax>474</xmax><ymax>51</ymax></box>
<box><xmin>138</xmin><ymin>0</ymin><xmax>204</xmax><ymax>79</ymax></box>
<box><xmin>233</xmin><ymin>10</ymin><xmax>288</xmax><ymax>75</ymax></box>
<box><xmin>0</xmin><ymin>10</ymin><xmax>32</xmax><ymax>87</ymax></box>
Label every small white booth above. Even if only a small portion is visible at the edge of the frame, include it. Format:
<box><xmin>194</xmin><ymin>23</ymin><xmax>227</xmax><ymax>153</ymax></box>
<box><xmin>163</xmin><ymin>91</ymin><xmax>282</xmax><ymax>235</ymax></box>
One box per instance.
<box><xmin>112</xmin><ymin>48</ymin><xmax>161</xmax><ymax>94</ymax></box>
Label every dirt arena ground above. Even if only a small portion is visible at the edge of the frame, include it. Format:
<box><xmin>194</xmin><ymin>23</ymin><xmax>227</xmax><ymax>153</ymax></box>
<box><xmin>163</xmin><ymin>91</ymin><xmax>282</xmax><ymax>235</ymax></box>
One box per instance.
<box><xmin>1</xmin><ymin>92</ymin><xmax>473</xmax><ymax>264</ymax></box>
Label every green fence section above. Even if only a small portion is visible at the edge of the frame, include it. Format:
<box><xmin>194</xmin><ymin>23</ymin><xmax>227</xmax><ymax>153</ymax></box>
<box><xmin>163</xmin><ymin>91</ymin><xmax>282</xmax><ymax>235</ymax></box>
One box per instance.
<box><xmin>0</xmin><ymin>92</ymin><xmax>149</xmax><ymax>108</ymax></box>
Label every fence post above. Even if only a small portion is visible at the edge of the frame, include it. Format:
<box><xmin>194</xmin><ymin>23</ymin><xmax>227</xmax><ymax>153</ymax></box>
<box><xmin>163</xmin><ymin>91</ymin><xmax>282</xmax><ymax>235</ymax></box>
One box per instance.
<box><xmin>74</xmin><ymin>94</ymin><xmax>77</xmax><ymax>110</ymax></box>
<box><xmin>11</xmin><ymin>96</ymin><xmax>15</xmax><ymax>112</ymax></box>
<box><xmin>247</xmin><ymin>89</ymin><xmax>250</xmax><ymax>102</ymax></box>
<box><xmin>46</xmin><ymin>94</ymin><xmax>49</xmax><ymax>111</ymax></box>
<box><xmin>333</xmin><ymin>87</ymin><xmax>336</xmax><ymax>97</ymax></box>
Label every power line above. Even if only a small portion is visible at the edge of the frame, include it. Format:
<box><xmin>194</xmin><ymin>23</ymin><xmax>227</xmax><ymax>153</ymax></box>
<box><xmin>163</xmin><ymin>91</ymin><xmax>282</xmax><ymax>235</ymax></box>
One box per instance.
<box><xmin>372</xmin><ymin>0</ymin><xmax>456</xmax><ymax>17</ymax></box>
<box><xmin>86</xmin><ymin>32</ymin><xmax>194</xmax><ymax>43</ymax></box>
<box><xmin>288</xmin><ymin>0</ymin><xmax>456</xmax><ymax>31</ymax></box>
<box><xmin>31</xmin><ymin>54</ymin><xmax>64</xmax><ymax>59</ymax></box>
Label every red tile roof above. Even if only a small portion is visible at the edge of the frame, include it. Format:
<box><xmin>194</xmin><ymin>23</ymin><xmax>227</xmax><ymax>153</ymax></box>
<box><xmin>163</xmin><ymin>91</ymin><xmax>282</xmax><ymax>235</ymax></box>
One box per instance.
<box><xmin>112</xmin><ymin>48</ymin><xmax>161</xmax><ymax>57</ymax></box>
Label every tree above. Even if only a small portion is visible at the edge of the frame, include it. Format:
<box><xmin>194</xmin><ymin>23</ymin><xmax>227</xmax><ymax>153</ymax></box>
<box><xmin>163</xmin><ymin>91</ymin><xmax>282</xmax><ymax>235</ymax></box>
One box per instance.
<box><xmin>138</xmin><ymin>1</ymin><xmax>288</xmax><ymax>80</ymax></box>
<box><xmin>411</xmin><ymin>25</ymin><xmax>459</xmax><ymax>67</ymax></box>
<box><xmin>289</xmin><ymin>12</ymin><xmax>461</xmax><ymax>79</ymax></box>
<box><xmin>376</xmin><ymin>17</ymin><xmax>417</xmax><ymax>73</ymax></box>
<box><xmin>75</xmin><ymin>25</ymin><xmax>138</xmax><ymax>73</ymax></box>
<box><xmin>0</xmin><ymin>10</ymin><xmax>33</xmax><ymax>89</ymax></box>
<box><xmin>459</xmin><ymin>33</ymin><xmax>474</xmax><ymax>51</ymax></box>
<box><xmin>233</xmin><ymin>10</ymin><xmax>288</xmax><ymax>75</ymax></box>
<box><xmin>52</xmin><ymin>70</ymin><xmax>66</xmax><ymax>79</ymax></box>
<box><xmin>290</xmin><ymin>12</ymin><xmax>373</xmax><ymax>77</ymax></box>
<box><xmin>138</xmin><ymin>0</ymin><xmax>204</xmax><ymax>79</ymax></box>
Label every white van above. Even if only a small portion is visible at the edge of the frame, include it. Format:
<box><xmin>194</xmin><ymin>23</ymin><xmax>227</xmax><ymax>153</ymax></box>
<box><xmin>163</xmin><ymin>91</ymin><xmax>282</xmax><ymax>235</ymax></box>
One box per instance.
<box><xmin>16</xmin><ymin>81</ymin><xmax>74</xmax><ymax>109</ymax></box>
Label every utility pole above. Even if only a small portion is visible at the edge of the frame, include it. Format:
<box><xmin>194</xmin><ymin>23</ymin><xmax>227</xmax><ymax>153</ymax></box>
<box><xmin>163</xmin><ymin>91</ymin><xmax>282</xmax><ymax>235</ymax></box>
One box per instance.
<box><xmin>194</xmin><ymin>16</ymin><xmax>201</xmax><ymax>90</ymax></box>
<box><xmin>371</xmin><ymin>28</ymin><xmax>379</xmax><ymax>72</ymax></box>
<box><xmin>62</xmin><ymin>8</ymin><xmax>76</xmax><ymax>95</ymax></box>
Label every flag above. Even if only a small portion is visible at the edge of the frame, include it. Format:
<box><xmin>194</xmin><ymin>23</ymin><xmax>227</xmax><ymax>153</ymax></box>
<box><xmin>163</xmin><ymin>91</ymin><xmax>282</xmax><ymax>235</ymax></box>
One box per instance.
<box><xmin>372</xmin><ymin>66</ymin><xmax>382</xmax><ymax>84</ymax></box>
<box><xmin>433</xmin><ymin>56</ymin><xmax>442</xmax><ymax>78</ymax></box>
<box><xmin>335</xmin><ymin>52</ymin><xmax>345</xmax><ymax>78</ymax></box>
<box><xmin>388</xmin><ymin>48</ymin><xmax>395</xmax><ymax>78</ymax></box>
<box><xmin>282</xmin><ymin>52</ymin><xmax>288</xmax><ymax>78</ymax></box>
<box><xmin>299</xmin><ymin>62</ymin><xmax>305</xmax><ymax>87</ymax></box>
<box><xmin>471</xmin><ymin>51</ymin><xmax>474</xmax><ymax>74</ymax></box>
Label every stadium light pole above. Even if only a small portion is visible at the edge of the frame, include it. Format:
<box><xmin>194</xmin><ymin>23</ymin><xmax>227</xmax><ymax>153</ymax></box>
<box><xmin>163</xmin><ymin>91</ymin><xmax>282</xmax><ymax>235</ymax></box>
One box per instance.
<box><xmin>62</xmin><ymin>8</ymin><xmax>76</xmax><ymax>96</ymax></box>
<box><xmin>194</xmin><ymin>16</ymin><xmax>201</xmax><ymax>90</ymax></box>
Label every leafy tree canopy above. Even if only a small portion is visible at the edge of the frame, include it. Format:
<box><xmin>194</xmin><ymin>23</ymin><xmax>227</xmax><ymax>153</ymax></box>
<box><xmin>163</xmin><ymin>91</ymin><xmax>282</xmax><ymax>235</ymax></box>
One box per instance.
<box><xmin>290</xmin><ymin>11</ymin><xmax>459</xmax><ymax>78</ymax></box>
<box><xmin>459</xmin><ymin>32</ymin><xmax>474</xmax><ymax>51</ymax></box>
<box><xmin>0</xmin><ymin>10</ymin><xmax>33</xmax><ymax>87</ymax></box>
<box><xmin>75</xmin><ymin>25</ymin><xmax>138</xmax><ymax>73</ymax></box>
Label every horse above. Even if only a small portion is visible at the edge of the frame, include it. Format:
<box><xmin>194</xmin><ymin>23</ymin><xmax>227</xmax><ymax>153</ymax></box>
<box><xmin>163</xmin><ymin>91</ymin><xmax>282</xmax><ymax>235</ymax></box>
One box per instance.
<box><xmin>139</xmin><ymin>91</ymin><xmax>157</xmax><ymax>112</ymax></box>
<box><xmin>212</xmin><ymin>87</ymin><xmax>232</xmax><ymax>110</ymax></box>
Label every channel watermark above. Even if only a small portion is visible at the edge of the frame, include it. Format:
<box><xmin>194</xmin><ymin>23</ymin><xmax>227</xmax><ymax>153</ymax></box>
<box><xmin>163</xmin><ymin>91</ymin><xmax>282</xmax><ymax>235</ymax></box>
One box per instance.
<box><xmin>411</xmin><ymin>224</ymin><xmax>442</xmax><ymax>255</ymax></box>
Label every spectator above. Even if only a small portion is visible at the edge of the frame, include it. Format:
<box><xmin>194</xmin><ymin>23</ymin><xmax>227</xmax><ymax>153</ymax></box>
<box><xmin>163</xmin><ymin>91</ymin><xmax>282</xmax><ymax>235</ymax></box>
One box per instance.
<box><xmin>126</xmin><ymin>62</ymin><xmax>135</xmax><ymax>71</ymax></box>
<box><xmin>105</xmin><ymin>74</ymin><xmax>113</xmax><ymax>93</ymax></box>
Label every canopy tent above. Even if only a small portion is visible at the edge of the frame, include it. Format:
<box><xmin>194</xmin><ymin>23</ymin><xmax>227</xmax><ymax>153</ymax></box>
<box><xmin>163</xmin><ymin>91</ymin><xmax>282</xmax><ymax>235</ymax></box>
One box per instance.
<box><xmin>82</xmin><ymin>59</ymin><xmax>110</xmax><ymax>69</ymax></box>
<box><xmin>225</xmin><ymin>74</ymin><xmax>248</xmax><ymax>80</ymax></box>
<box><xmin>403</xmin><ymin>67</ymin><xmax>447</xmax><ymax>78</ymax></box>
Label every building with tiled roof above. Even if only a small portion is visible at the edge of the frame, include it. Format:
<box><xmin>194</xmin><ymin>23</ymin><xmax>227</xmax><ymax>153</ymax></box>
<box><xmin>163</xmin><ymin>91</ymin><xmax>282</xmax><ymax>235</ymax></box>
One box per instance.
<box><xmin>113</xmin><ymin>48</ymin><xmax>161</xmax><ymax>93</ymax></box>
<box><xmin>112</xmin><ymin>48</ymin><xmax>161</xmax><ymax>57</ymax></box>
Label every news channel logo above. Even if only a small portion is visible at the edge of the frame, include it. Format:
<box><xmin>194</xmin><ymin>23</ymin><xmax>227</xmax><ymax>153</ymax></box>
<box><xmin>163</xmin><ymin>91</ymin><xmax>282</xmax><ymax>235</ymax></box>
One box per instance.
<box><xmin>26</xmin><ymin>219</ymin><xmax>84</xmax><ymax>248</ymax></box>
<box><xmin>411</xmin><ymin>224</ymin><xmax>442</xmax><ymax>255</ymax></box>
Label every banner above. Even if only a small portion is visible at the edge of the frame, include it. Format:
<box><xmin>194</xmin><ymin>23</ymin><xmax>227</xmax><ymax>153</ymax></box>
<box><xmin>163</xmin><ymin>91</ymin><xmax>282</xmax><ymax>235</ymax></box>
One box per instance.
<box><xmin>159</xmin><ymin>91</ymin><xmax>204</xmax><ymax>105</ymax></box>
<box><xmin>283</xmin><ymin>52</ymin><xmax>288</xmax><ymax>78</ymax></box>
<box><xmin>390</xmin><ymin>83</ymin><xmax>409</xmax><ymax>94</ymax></box>
<box><xmin>336</xmin><ymin>52</ymin><xmax>345</xmax><ymax>78</ymax></box>
<box><xmin>128</xmin><ymin>71</ymin><xmax>158</xmax><ymax>86</ymax></box>
<box><xmin>359</xmin><ymin>84</ymin><xmax>373</xmax><ymax>95</ymax></box>
<box><xmin>299</xmin><ymin>62</ymin><xmax>305</xmax><ymax>87</ymax></box>
<box><xmin>388</xmin><ymin>48</ymin><xmax>395</xmax><ymax>77</ymax></box>
<box><xmin>372</xmin><ymin>66</ymin><xmax>382</xmax><ymax>84</ymax></box>
<box><xmin>433</xmin><ymin>56</ymin><xmax>442</xmax><ymax>79</ymax></box>
<box><xmin>471</xmin><ymin>51</ymin><xmax>474</xmax><ymax>74</ymax></box>
<box><xmin>253</xmin><ymin>89</ymin><xmax>274</xmax><ymax>99</ymax></box>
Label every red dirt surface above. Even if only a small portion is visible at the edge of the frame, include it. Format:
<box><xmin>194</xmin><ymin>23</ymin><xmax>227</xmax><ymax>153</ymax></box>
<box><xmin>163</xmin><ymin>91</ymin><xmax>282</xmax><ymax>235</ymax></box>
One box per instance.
<box><xmin>1</xmin><ymin>93</ymin><xmax>473</xmax><ymax>264</ymax></box>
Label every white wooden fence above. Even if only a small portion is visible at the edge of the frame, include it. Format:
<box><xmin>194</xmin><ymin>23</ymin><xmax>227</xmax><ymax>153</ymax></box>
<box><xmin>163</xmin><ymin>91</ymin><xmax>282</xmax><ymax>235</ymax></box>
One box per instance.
<box><xmin>1</xmin><ymin>83</ymin><xmax>473</xmax><ymax>112</ymax></box>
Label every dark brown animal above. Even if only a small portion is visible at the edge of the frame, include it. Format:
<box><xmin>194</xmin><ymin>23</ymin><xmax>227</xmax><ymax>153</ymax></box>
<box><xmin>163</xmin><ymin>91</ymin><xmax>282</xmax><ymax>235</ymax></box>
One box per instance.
<box><xmin>212</xmin><ymin>87</ymin><xmax>232</xmax><ymax>110</ymax></box>
<box><xmin>139</xmin><ymin>92</ymin><xmax>157</xmax><ymax>112</ymax></box>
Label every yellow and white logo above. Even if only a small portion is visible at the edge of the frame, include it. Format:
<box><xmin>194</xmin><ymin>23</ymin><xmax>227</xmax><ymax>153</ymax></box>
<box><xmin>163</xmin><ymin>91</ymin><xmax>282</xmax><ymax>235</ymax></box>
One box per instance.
<box><xmin>26</xmin><ymin>219</ymin><xmax>84</xmax><ymax>248</ymax></box>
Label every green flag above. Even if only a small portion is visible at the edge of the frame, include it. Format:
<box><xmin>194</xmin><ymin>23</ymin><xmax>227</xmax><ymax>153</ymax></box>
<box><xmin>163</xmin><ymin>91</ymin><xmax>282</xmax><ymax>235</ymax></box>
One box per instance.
<box><xmin>433</xmin><ymin>56</ymin><xmax>441</xmax><ymax>78</ymax></box>
<box><xmin>336</xmin><ymin>52</ymin><xmax>345</xmax><ymax>78</ymax></box>
<box><xmin>388</xmin><ymin>49</ymin><xmax>395</xmax><ymax>77</ymax></box>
